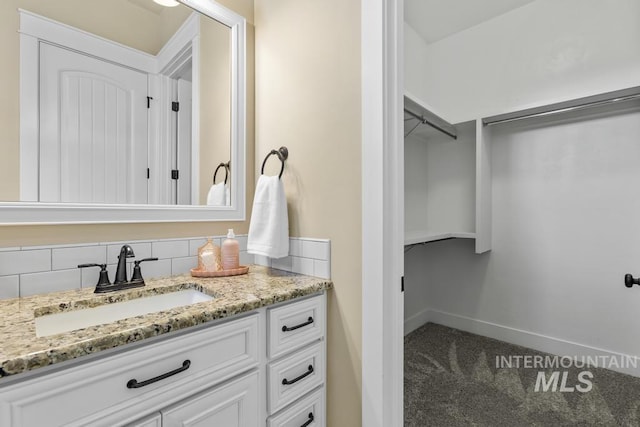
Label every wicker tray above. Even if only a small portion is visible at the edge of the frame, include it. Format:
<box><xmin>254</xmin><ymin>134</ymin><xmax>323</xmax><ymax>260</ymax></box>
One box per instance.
<box><xmin>190</xmin><ymin>265</ymin><xmax>249</xmax><ymax>278</ymax></box>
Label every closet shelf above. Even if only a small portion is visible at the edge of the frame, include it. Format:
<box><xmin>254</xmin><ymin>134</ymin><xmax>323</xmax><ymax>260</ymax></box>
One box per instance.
<box><xmin>404</xmin><ymin>231</ymin><xmax>476</xmax><ymax>246</ymax></box>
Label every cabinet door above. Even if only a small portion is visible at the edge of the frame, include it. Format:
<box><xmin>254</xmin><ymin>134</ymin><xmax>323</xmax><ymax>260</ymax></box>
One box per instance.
<box><xmin>125</xmin><ymin>413</ymin><xmax>162</xmax><ymax>427</ymax></box>
<box><xmin>162</xmin><ymin>371</ymin><xmax>259</xmax><ymax>427</ymax></box>
<box><xmin>268</xmin><ymin>387</ymin><xmax>325</xmax><ymax>427</ymax></box>
<box><xmin>0</xmin><ymin>314</ymin><xmax>259</xmax><ymax>427</ymax></box>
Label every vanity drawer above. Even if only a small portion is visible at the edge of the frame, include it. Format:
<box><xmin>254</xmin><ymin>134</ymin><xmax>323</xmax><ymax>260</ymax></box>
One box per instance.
<box><xmin>0</xmin><ymin>314</ymin><xmax>259</xmax><ymax>427</ymax></box>
<box><xmin>267</xmin><ymin>341</ymin><xmax>325</xmax><ymax>415</ymax></box>
<box><xmin>268</xmin><ymin>387</ymin><xmax>325</xmax><ymax>427</ymax></box>
<box><xmin>268</xmin><ymin>294</ymin><xmax>325</xmax><ymax>359</ymax></box>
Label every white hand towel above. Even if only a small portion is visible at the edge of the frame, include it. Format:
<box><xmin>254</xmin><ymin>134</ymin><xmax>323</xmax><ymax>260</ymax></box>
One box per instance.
<box><xmin>206</xmin><ymin>182</ymin><xmax>226</xmax><ymax>206</ymax></box>
<box><xmin>225</xmin><ymin>183</ymin><xmax>231</xmax><ymax>206</ymax></box>
<box><xmin>247</xmin><ymin>175</ymin><xmax>289</xmax><ymax>258</ymax></box>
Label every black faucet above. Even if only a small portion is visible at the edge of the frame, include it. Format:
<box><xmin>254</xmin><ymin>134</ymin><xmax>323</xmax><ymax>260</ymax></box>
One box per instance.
<box><xmin>78</xmin><ymin>245</ymin><xmax>157</xmax><ymax>293</ymax></box>
<box><xmin>114</xmin><ymin>245</ymin><xmax>135</xmax><ymax>285</ymax></box>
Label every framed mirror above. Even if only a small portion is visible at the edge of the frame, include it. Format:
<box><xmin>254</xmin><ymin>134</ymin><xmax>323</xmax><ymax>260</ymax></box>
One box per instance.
<box><xmin>0</xmin><ymin>0</ymin><xmax>246</xmax><ymax>224</ymax></box>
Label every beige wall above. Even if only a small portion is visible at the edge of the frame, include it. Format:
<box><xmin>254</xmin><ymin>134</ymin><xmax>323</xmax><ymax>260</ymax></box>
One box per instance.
<box><xmin>0</xmin><ymin>1</ymin><xmax>21</xmax><ymax>201</ymax></box>
<box><xmin>254</xmin><ymin>0</ymin><xmax>362</xmax><ymax>425</ymax></box>
<box><xmin>199</xmin><ymin>16</ymin><xmax>231</xmax><ymax>204</ymax></box>
<box><xmin>0</xmin><ymin>0</ymin><xmax>255</xmax><ymax>246</ymax></box>
<box><xmin>17</xmin><ymin>0</ymin><xmax>191</xmax><ymax>55</ymax></box>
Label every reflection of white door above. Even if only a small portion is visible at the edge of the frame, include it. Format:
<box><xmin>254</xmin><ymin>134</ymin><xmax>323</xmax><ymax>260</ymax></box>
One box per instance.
<box><xmin>39</xmin><ymin>43</ymin><xmax>148</xmax><ymax>203</ymax></box>
<box><xmin>176</xmin><ymin>79</ymin><xmax>192</xmax><ymax>205</ymax></box>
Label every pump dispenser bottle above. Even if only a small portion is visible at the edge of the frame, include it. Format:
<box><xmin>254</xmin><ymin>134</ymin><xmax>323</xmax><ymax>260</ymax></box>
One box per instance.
<box><xmin>221</xmin><ymin>229</ymin><xmax>240</xmax><ymax>270</ymax></box>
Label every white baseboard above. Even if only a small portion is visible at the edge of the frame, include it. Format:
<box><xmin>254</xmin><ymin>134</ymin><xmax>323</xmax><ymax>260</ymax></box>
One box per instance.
<box><xmin>406</xmin><ymin>308</ymin><xmax>640</xmax><ymax>378</ymax></box>
<box><xmin>403</xmin><ymin>308</ymin><xmax>430</xmax><ymax>336</ymax></box>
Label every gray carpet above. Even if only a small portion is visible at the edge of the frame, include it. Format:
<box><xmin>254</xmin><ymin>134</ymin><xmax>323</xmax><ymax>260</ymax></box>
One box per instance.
<box><xmin>405</xmin><ymin>323</ymin><xmax>640</xmax><ymax>426</ymax></box>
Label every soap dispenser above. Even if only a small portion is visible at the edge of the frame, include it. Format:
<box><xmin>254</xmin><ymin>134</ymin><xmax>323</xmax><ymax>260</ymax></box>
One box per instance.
<box><xmin>221</xmin><ymin>229</ymin><xmax>240</xmax><ymax>270</ymax></box>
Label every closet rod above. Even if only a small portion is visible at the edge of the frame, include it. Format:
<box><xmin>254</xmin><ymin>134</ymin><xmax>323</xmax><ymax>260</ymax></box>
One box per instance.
<box><xmin>404</xmin><ymin>96</ymin><xmax>457</xmax><ymax>139</ymax></box>
<box><xmin>483</xmin><ymin>86</ymin><xmax>640</xmax><ymax>126</ymax></box>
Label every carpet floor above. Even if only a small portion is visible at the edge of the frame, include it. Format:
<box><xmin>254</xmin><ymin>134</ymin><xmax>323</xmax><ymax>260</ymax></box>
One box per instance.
<box><xmin>404</xmin><ymin>323</ymin><xmax>640</xmax><ymax>426</ymax></box>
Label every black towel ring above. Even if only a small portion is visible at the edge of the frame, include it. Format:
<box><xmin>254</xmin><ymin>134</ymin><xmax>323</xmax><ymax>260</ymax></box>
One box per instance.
<box><xmin>261</xmin><ymin>146</ymin><xmax>289</xmax><ymax>179</ymax></box>
<box><xmin>213</xmin><ymin>162</ymin><xmax>230</xmax><ymax>185</ymax></box>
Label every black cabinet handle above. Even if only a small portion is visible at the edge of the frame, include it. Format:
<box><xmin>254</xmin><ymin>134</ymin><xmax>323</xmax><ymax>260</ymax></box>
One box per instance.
<box><xmin>282</xmin><ymin>317</ymin><xmax>314</xmax><ymax>332</ymax></box>
<box><xmin>301</xmin><ymin>412</ymin><xmax>314</xmax><ymax>427</ymax></box>
<box><xmin>282</xmin><ymin>365</ymin><xmax>314</xmax><ymax>386</ymax></box>
<box><xmin>625</xmin><ymin>274</ymin><xmax>640</xmax><ymax>288</ymax></box>
<box><xmin>126</xmin><ymin>360</ymin><xmax>191</xmax><ymax>389</ymax></box>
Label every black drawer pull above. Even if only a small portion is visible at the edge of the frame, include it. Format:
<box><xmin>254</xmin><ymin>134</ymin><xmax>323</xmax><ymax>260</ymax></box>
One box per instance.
<box><xmin>301</xmin><ymin>412</ymin><xmax>314</xmax><ymax>427</ymax></box>
<box><xmin>282</xmin><ymin>316</ymin><xmax>314</xmax><ymax>332</ymax></box>
<box><xmin>126</xmin><ymin>360</ymin><xmax>191</xmax><ymax>389</ymax></box>
<box><xmin>282</xmin><ymin>364</ymin><xmax>314</xmax><ymax>386</ymax></box>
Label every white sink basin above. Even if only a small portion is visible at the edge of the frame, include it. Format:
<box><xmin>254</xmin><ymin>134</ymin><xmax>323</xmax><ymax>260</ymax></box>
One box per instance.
<box><xmin>35</xmin><ymin>289</ymin><xmax>213</xmax><ymax>337</ymax></box>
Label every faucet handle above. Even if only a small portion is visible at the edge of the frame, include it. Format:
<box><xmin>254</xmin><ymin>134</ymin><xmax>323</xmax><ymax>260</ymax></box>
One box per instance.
<box><xmin>131</xmin><ymin>258</ymin><xmax>158</xmax><ymax>284</ymax></box>
<box><xmin>78</xmin><ymin>263</ymin><xmax>111</xmax><ymax>289</ymax></box>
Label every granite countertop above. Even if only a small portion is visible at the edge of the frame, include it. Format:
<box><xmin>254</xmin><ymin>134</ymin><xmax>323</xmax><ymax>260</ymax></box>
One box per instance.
<box><xmin>0</xmin><ymin>265</ymin><xmax>332</xmax><ymax>379</ymax></box>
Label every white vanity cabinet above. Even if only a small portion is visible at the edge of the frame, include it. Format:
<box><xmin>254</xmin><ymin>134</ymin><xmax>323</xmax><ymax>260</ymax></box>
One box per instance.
<box><xmin>0</xmin><ymin>313</ymin><xmax>260</xmax><ymax>427</ymax></box>
<box><xmin>126</xmin><ymin>372</ymin><xmax>259</xmax><ymax>427</ymax></box>
<box><xmin>161</xmin><ymin>371</ymin><xmax>259</xmax><ymax>427</ymax></box>
<box><xmin>126</xmin><ymin>414</ymin><xmax>162</xmax><ymax>427</ymax></box>
<box><xmin>0</xmin><ymin>292</ymin><xmax>327</xmax><ymax>427</ymax></box>
<box><xmin>266</xmin><ymin>294</ymin><xmax>326</xmax><ymax>426</ymax></box>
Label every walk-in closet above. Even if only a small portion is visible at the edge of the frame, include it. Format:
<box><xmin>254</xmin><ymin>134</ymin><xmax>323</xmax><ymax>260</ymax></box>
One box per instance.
<box><xmin>402</xmin><ymin>0</ymin><xmax>640</xmax><ymax>424</ymax></box>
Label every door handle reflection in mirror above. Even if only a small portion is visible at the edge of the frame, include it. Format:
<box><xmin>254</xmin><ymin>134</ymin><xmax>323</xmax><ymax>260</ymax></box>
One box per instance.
<box><xmin>282</xmin><ymin>317</ymin><xmax>314</xmax><ymax>332</ymax></box>
<box><xmin>282</xmin><ymin>365</ymin><xmax>314</xmax><ymax>386</ymax></box>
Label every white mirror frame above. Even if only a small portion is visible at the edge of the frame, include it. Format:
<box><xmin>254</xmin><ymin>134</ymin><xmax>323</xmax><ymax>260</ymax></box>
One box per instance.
<box><xmin>1</xmin><ymin>0</ymin><xmax>245</xmax><ymax>225</ymax></box>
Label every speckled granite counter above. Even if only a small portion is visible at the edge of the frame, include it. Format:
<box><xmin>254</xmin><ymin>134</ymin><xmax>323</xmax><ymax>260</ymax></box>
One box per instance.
<box><xmin>0</xmin><ymin>266</ymin><xmax>332</xmax><ymax>379</ymax></box>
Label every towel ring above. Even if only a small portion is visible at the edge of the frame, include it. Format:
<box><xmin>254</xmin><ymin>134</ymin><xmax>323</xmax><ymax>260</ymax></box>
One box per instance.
<box><xmin>261</xmin><ymin>146</ymin><xmax>288</xmax><ymax>179</ymax></box>
<box><xmin>213</xmin><ymin>162</ymin><xmax>229</xmax><ymax>185</ymax></box>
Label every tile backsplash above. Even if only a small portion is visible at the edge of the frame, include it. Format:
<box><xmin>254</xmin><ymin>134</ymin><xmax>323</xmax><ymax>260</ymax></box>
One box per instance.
<box><xmin>0</xmin><ymin>236</ymin><xmax>331</xmax><ymax>299</ymax></box>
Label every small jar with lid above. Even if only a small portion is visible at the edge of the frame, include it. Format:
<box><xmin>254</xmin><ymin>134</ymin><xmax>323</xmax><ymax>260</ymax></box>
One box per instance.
<box><xmin>197</xmin><ymin>238</ymin><xmax>222</xmax><ymax>272</ymax></box>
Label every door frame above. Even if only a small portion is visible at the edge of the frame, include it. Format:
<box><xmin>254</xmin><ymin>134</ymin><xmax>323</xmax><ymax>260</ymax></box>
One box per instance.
<box><xmin>361</xmin><ymin>0</ymin><xmax>404</xmax><ymax>426</ymax></box>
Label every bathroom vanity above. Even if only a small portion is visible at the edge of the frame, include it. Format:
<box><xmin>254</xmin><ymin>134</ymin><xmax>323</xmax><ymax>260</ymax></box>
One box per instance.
<box><xmin>0</xmin><ymin>266</ymin><xmax>331</xmax><ymax>426</ymax></box>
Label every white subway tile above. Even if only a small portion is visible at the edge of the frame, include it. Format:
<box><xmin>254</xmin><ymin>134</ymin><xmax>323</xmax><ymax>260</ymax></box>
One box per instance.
<box><xmin>289</xmin><ymin>238</ymin><xmax>303</xmax><ymax>257</ymax></box>
<box><xmin>235</xmin><ymin>235</ymin><xmax>248</xmax><ymax>251</ymax></box>
<box><xmin>272</xmin><ymin>256</ymin><xmax>292</xmax><ymax>272</ymax></box>
<box><xmin>189</xmin><ymin>238</ymin><xmax>222</xmax><ymax>256</ymax></box>
<box><xmin>21</xmin><ymin>269</ymin><xmax>81</xmax><ymax>297</ymax></box>
<box><xmin>302</xmin><ymin>240</ymin><xmax>330</xmax><ymax>261</ymax></box>
<box><xmin>100</xmin><ymin>238</ymin><xmax>151</xmax><ymax>246</ymax></box>
<box><xmin>172</xmin><ymin>256</ymin><xmax>198</xmax><ymax>275</ymax></box>
<box><xmin>21</xmin><ymin>242</ymin><xmax>99</xmax><ymax>250</ymax></box>
<box><xmin>107</xmin><ymin>243</ymin><xmax>152</xmax><ymax>265</ymax></box>
<box><xmin>0</xmin><ymin>250</ymin><xmax>51</xmax><ymax>275</ymax></box>
<box><xmin>189</xmin><ymin>238</ymin><xmax>208</xmax><ymax>256</ymax></box>
<box><xmin>292</xmin><ymin>256</ymin><xmax>314</xmax><ymax>276</ymax></box>
<box><xmin>81</xmin><ymin>263</ymin><xmax>122</xmax><ymax>288</ymax></box>
<box><xmin>152</xmin><ymin>240</ymin><xmax>189</xmax><ymax>259</ymax></box>
<box><xmin>52</xmin><ymin>246</ymin><xmax>106</xmax><ymax>271</ymax></box>
<box><xmin>313</xmin><ymin>260</ymin><xmax>331</xmax><ymax>279</ymax></box>
<box><xmin>239</xmin><ymin>251</ymin><xmax>253</xmax><ymax>266</ymax></box>
<box><xmin>0</xmin><ymin>276</ymin><xmax>19</xmax><ymax>299</ymax></box>
<box><xmin>297</xmin><ymin>237</ymin><xmax>330</xmax><ymax>243</ymax></box>
<box><xmin>140</xmin><ymin>259</ymin><xmax>172</xmax><ymax>280</ymax></box>
<box><xmin>253</xmin><ymin>255</ymin><xmax>271</xmax><ymax>267</ymax></box>
<box><xmin>0</xmin><ymin>247</ymin><xmax>21</xmax><ymax>252</ymax></box>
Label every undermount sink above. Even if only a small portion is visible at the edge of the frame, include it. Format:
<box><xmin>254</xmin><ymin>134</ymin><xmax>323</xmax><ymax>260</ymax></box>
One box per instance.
<box><xmin>35</xmin><ymin>289</ymin><xmax>214</xmax><ymax>337</ymax></box>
